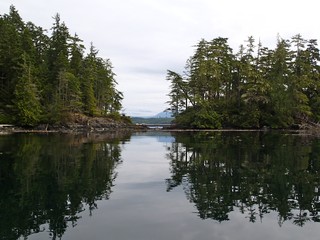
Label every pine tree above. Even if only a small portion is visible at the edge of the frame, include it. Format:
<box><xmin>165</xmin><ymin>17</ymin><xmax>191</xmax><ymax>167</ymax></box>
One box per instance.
<box><xmin>14</xmin><ymin>54</ymin><xmax>42</xmax><ymax>126</ymax></box>
<box><xmin>82</xmin><ymin>44</ymin><xmax>98</xmax><ymax>116</ymax></box>
<box><xmin>0</xmin><ymin>6</ymin><xmax>124</xmax><ymax>125</ymax></box>
<box><xmin>167</xmin><ymin>35</ymin><xmax>320</xmax><ymax>129</ymax></box>
<box><xmin>166</xmin><ymin>70</ymin><xmax>187</xmax><ymax>116</ymax></box>
<box><xmin>95</xmin><ymin>59</ymin><xmax>122</xmax><ymax>115</ymax></box>
<box><xmin>0</xmin><ymin>6</ymin><xmax>24</xmax><ymax>121</ymax></box>
<box><xmin>304</xmin><ymin>39</ymin><xmax>320</xmax><ymax>121</ymax></box>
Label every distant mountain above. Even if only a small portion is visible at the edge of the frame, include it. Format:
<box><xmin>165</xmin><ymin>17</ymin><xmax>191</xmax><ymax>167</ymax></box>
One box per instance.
<box><xmin>131</xmin><ymin>111</ymin><xmax>174</xmax><ymax>124</ymax></box>
<box><xmin>153</xmin><ymin>111</ymin><xmax>173</xmax><ymax>118</ymax></box>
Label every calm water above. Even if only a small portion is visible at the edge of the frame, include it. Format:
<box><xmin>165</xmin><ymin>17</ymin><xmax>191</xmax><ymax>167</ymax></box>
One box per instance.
<box><xmin>1</xmin><ymin>131</ymin><xmax>320</xmax><ymax>240</ymax></box>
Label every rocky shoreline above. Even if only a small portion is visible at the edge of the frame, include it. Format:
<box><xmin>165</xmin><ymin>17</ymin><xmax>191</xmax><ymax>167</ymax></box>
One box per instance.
<box><xmin>0</xmin><ymin>114</ymin><xmax>147</xmax><ymax>134</ymax></box>
<box><xmin>2</xmin><ymin>114</ymin><xmax>320</xmax><ymax>135</ymax></box>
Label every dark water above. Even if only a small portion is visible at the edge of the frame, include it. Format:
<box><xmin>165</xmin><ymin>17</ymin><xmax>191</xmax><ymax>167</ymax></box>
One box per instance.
<box><xmin>1</xmin><ymin>131</ymin><xmax>320</xmax><ymax>240</ymax></box>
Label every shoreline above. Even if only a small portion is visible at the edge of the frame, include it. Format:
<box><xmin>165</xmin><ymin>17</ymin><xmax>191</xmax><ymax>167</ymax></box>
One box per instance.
<box><xmin>1</xmin><ymin>117</ymin><xmax>320</xmax><ymax>135</ymax></box>
<box><xmin>0</xmin><ymin>125</ymin><xmax>316</xmax><ymax>136</ymax></box>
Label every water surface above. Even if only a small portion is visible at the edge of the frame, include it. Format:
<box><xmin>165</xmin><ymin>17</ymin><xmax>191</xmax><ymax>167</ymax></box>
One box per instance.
<box><xmin>1</xmin><ymin>131</ymin><xmax>320</xmax><ymax>240</ymax></box>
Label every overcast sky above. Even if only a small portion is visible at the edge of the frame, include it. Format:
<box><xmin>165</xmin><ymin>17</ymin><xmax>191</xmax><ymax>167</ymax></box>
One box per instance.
<box><xmin>1</xmin><ymin>0</ymin><xmax>319</xmax><ymax>116</ymax></box>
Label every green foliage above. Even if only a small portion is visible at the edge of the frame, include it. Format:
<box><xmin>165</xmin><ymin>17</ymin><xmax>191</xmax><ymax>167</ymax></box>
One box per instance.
<box><xmin>132</xmin><ymin>117</ymin><xmax>173</xmax><ymax>124</ymax></box>
<box><xmin>175</xmin><ymin>106</ymin><xmax>222</xmax><ymax>129</ymax></box>
<box><xmin>120</xmin><ymin>114</ymin><xmax>133</xmax><ymax>124</ymax></box>
<box><xmin>224</xmin><ymin>102</ymin><xmax>261</xmax><ymax>128</ymax></box>
<box><xmin>0</xmin><ymin>6</ymin><xmax>123</xmax><ymax>126</ymax></box>
<box><xmin>13</xmin><ymin>55</ymin><xmax>42</xmax><ymax>126</ymax></box>
<box><xmin>167</xmin><ymin>35</ymin><xmax>320</xmax><ymax>129</ymax></box>
<box><xmin>166</xmin><ymin>70</ymin><xmax>191</xmax><ymax>116</ymax></box>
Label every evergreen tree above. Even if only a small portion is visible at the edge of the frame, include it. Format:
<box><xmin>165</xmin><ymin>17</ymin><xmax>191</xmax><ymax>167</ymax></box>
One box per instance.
<box><xmin>14</xmin><ymin>54</ymin><xmax>42</xmax><ymax>126</ymax></box>
<box><xmin>47</xmin><ymin>13</ymin><xmax>70</xmax><ymax>83</ymax></box>
<box><xmin>167</xmin><ymin>35</ymin><xmax>320</xmax><ymax>129</ymax></box>
<box><xmin>97</xmin><ymin>59</ymin><xmax>123</xmax><ymax>115</ymax></box>
<box><xmin>69</xmin><ymin>34</ymin><xmax>84</xmax><ymax>75</ymax></box>
<box><xmin>166</xmin><ymin>70</ymin><xmax>189</xmax><ymax>116</ymax></box>
<box><xmin>289</xmin><ymin>34</ymin><xmax>312</xmax><ymax>120</ymax></box>
<box><xmin>266</xmin><ymin>38</ymin><xmax>295</xmax><ymax>127</ymax></box>
<box><xmin>0</xmin><ymin>6</ymin><xmax>124</xmax><ymax>125</ymax></box>
<box><xmin>235</xmin><ymin>37</ymin><xmax>270</xmax><ymax>127</ymax></box>
<box><xmin>304</xmin><ymin>39</ymin><xmax>320</xmax><ymax>121</ymax></box>
<box><xmin>82</xmin><ymin>44</ymin><xmax>98</xmax><ymax>116</ymax></box>
<box><xmin>0</xmin><ymin>6</ymin><xmax>24</xmax><ymax>121</ymax></box>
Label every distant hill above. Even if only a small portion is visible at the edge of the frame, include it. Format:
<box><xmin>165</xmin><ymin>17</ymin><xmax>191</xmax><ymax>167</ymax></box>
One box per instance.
<box><xmin>154</xmin><ymin>111</ymin><xmax>173</xmax><ymax>118</ymax></box>
<box><xmin>131</xmin><ymin>111</ymin><xmax>174</xmax><ymax>124</ymax></box>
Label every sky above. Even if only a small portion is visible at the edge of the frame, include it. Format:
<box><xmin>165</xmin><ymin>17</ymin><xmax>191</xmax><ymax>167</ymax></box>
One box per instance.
<box><xmin>1</xmin><ymin>0</ymin><xmax>319</xmax><ymax>117</ymax></box>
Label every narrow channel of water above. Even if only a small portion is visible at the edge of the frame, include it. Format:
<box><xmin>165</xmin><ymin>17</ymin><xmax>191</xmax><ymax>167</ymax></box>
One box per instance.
<box><xmin>1</xmin><ymin>131</ymin><xmax>320</xmax><ymax>240</ymax></box>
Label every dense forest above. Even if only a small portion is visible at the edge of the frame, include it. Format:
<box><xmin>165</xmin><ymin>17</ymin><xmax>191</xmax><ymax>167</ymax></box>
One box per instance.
<box><xmin>0</xmin><ymin>6</ymin><xmax>124</xmax><ymax>126</ymax></box>
<box><xmin>167</xmin><ymin>35</ymin><xmax>320</xmax><ymax>129</ymax></box>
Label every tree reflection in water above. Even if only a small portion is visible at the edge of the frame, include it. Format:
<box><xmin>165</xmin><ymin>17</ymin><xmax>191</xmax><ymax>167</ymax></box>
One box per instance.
<box><xmin>0</xmin><ymin>133</ymin><xmax>130</xmax><ymax>240</ymax></box>
<box><xmin>165</xmin><ymin>131</ymin><xmax>320</xmax><ymax>226</ymax></box>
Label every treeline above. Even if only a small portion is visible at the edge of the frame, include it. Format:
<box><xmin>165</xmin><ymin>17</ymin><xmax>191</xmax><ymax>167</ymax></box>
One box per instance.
<box><xmin>131</xmin><ymin>117</ymin><xmax>173</xmax><ymax>124</ymax></box>
<box><xmin>167</xmin><ymin>35</ymin><xmax>320</xmax><ymax>129</ymax></box>
<box><xmin>0</xmin><ymin>6</ymin><xmax>123</xmax><ymax>126</ymax></box>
